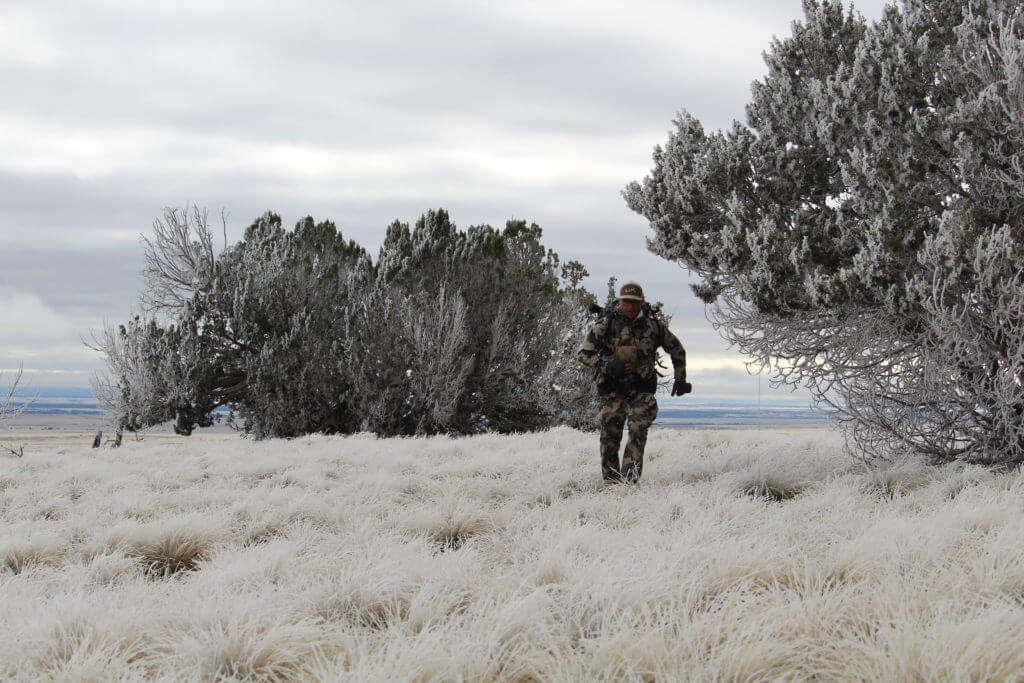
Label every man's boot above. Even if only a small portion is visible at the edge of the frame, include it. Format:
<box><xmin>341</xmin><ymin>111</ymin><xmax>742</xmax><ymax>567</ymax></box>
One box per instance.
<box><xmin>620</xmin><ymin>427</ymin><xmax>647</xmax><ymax>484</ymax></box>
<box><xmin>601</xmin><ymin>455</ymin><xmax>623</xmax><ymax>483</ymax></box>
<box><xmin>599</xmin><ymin>417</ymin><xmax>625</xmax><ymax>483</ymax></box>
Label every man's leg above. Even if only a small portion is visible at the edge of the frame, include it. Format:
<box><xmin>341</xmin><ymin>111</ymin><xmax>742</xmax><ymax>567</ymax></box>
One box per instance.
<box><xmin>597</xmin><ymin>395</ymin><xmax>627</xmax><ymax>481</ymax></box>
<box><xmin>621</xmin><ymin>392</ymin><xmax>658</xmax><ymax>483</ymax></box>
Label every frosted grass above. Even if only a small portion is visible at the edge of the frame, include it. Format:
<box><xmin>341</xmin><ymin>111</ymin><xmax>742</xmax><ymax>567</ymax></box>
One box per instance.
<box><xmin>4</xmin><ymin>427</ymin><xmax>1024</xmax><ymax>680</ymax></box>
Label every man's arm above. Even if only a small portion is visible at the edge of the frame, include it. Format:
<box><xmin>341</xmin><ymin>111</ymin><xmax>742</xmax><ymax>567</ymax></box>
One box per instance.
<box><xmin>660</xmin><ymin>325</ymin><xmax>690</xmax><ymax>394</ymax></box>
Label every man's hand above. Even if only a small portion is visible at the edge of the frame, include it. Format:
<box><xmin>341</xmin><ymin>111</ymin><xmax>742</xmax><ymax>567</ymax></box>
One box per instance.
<box><xmin>606</xmin><ymin>359</ymin><xmax>632</xmax><ymax>377</ymax></box>
<box><xmin>671</xmin><ymin>378</ymin><xmax>692</xmax><ymax>396</ymax></box>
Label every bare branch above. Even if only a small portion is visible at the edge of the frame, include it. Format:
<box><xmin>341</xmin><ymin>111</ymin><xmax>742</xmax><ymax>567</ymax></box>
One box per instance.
<box><xmin>138</xmin><ymin>205</ymin><xmax>218</xmax><ymax>315</ymax></box>
<box><xmin>0</xmin><ymin>364</ymin><xmax>36</xmax><ymax>457</ymax></box>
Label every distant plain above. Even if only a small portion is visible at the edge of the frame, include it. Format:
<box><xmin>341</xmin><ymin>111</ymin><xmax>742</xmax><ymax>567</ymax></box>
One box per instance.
<box><xmin>3</xmin><ymin>392</ymin><xmax>828</xmax><ymax>454</ymax></box>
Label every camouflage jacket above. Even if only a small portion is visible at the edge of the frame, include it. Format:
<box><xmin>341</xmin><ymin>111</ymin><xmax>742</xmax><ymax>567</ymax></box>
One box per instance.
<box><xmin>578</xmin><ymin>308</ymin><xmax>686</xmax><ymax>395</ymax></box>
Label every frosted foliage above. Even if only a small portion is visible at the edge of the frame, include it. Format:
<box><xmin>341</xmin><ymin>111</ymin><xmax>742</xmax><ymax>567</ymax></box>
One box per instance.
<box><xmin>528</xmin><ymin>303</ymin><xmax>597</xmax><ymax>430</ymax></box>
<box><xmin>625</xmin><ymin>0</ymin><xmax>1024</xmax><ymax>464</ymax></box>
<box><xmin>346</xmin><ymin>285</ymin><xmax>475</xmax><ymax>435</ymax></box>
<box><xmin>90</xmin><ymin>320</ymin><xmax>173</xmax><ymax>433</ymax></box>
<box><xmin>343</xmin><ymin>212</ymin><xmax>597</xmax><ymax>436</ymax></box>
<box><xmin>400</xmin><ymin>287</ymin><xmax>474</xmax><ymax>430</ymax></box>
<box><xmin>93</xmin><ymin>209</ymin><xmax>597</xmax><ymax>438</ymax></box>
<box><xmin>9</xmin><ymin>429</ymin><xmax>1024</xmax><ymax>679</ymax></box>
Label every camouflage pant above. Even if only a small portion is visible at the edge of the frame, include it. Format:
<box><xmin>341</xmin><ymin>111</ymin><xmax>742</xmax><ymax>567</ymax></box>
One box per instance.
<box><xmin>597</xmin><ymin>391</ymin><xmax>658</xmax><ymax>483</ymax></box>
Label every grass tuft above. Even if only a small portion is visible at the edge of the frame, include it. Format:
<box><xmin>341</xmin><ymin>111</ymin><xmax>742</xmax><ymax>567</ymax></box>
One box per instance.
<box><xmin>35</xmin><ymin>616</ymin><xmax>148</xmax><ymax>677</ymax></box>
<box><xmin>430</xmin><ymin>516</ymin><xmax>490</xmax><ymax>552</ymax></box>
<box><xmin>334</xmin><ymin>588</ymin><xmax>411</xmax><ymax>629</ymax></box>
<box><xmin>156</xmin><ymin>614</ymin><xmax>329</xmax><ymax>681</ymax></box>
<box><xmin>941</xmin><ymin>466</ymin><xmax>994</xmax><ymax>500</ymax></box>
<box><xmin>865</xmin><ymin>458</ymin><xmax>934</xmax><ymax>498</ymax></box>
<box><xmin>407</xmin><ymin>501</ymin><xmax>495</xmax><ymax>552</ymax></box>
<box><xmin>2</xmin><ymin>537</ymin><xmax>63</xmax><ymax>573</ymax></box>
<box><xmin>738</xmin><ymin>467</ymin><xmax>807</xmax><ymax>502</ymax></box>
<box><xmin>107</xmin><ymin>518</ymin><xmax>222</xmax><ymax>577</ymax></box>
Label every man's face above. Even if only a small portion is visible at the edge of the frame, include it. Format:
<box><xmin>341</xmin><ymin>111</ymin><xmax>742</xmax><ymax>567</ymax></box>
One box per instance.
<box><xmin>618</xmin><ymin>298</ymin><xmax>642</xmax><ymax>320</ymax></box>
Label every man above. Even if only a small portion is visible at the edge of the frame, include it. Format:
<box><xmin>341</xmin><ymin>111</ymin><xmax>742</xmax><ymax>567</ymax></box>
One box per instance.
<box><xmin>578</xmin><ymin>281</ymin><xmax>689</xmax><ymax>483</ymax></box>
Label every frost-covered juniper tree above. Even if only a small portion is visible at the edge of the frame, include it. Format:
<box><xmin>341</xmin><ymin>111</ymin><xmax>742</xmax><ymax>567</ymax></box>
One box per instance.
<box><xmin>347</xmin><ymin>210</ymin><xmax>597</xmax><ymax>434</ymax></box>
<box><xmin>92</xmin><ymin>208</ymin><xmax>596</xmax><ymax>438</ymax></box>
<box><xmin>625</xmin><ymin>0</ymin><xmax>1024</xmax><ymax>465</ymax></box>
<box><xmin>92</xmin><ymin>210</ymin><xmax>373</xmax><ymax>437</ymax></box>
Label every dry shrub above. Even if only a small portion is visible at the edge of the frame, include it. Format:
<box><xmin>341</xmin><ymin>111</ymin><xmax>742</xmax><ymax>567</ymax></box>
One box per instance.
<box><xmin>693</xmin><ymin>431</ymin><xmax>732</xmax><ymax>453</ymax></box>
<box><xmin>738</xmin><ymin>466</ymin><xmax>807</xmax><ymax>502</ymax></box>
<box><xmin>135</xmin><ymin>534</ymin><xmax>212</xmax><ymax>577</ymax></box>
<box><xmin>533</xmin><ymin>556</ymin><xmax>568</xmax><ymax>587</ymax></box>
<box><xmin>827</xmin><ymin>553</ymin><xmax>880</xmax><ymax>587</ymax></box>
<box><xmin>24</xmin><ymin>612</ymin><xmax>149</xmax><ymax>681</ymax></box>
<box><xmin>679</xmin><ymin>464</ymin><xmax>719</xmax><ymax>485</ymax></box>
<box><xmin>36</xmin><ymin>502</ymin><xmax>68</xmax><ymax>521</ymax></box>
<box><xmin>940</xmin><ymin>466</ymin><xmax>995</xmax><ymax>500</ymax></box>
<box><xmin>865</xmin><ymin>458</ymin><xmax>934</xmax><ymax>498</ymax></box>
<box><xmin>107</xmin><ymin>518</ymin><xmax>223</xmax><ymax>577</ymax></box>
<box><xmin>237</xmin><ymin>499</ymin><xmax>341</xmax><ymax>547</ymax></box>
<box><xmin>709</xmin><ymin>629</ymin><xmax>816</xmax><ymax>681</ymax></box>
<box><xmin>86</xmin><ymin>552</ymin><xmax>141</xmax><ymax>585</ymax></box>
<box><xmin>2</xmin><ymin>537</ymin><xmax>64</xmax><ymax>574</ymax></box>
<box><xmin>157</xmin><ymin>614</ymin><xmax>328</xmax><ymax>681</ymax></box>
<box><xmin>558</xmin><ymin>478</ymin><xmax>586</xmax><ymax>499</ymax></box>
<box><xmin>530</xmin><ymin>491</ymin><xmax>553</xmax><ymax>508</ymax></box>
<box><xmin>406</xmin><ymin>584</ymin><xmax>475</xmax><ymax>634</ymax></box>
<box><xmin>475</xmin><ymin>590</ymin><xmax>561</xmax><ymax>680</ymax></box>
<box><xmin>241</xmin><ymin>520</ymin><xmax>283</xmax><ymax>547</ymax></box>
<box><xmin>408</xmin><ymin>505</ymin><xmax>494</xmax><ymax>552</ymax></box>
<box><xmin>703</xmin><ymin>555</ymin><xmax>822</xmax><ymax>605</ymax></box>
<box><xmin>431</xmin><ymin>517</ymin><xmax>490</xmax><ymax>551</ymax></box>
<box><xmin>304</xmin><ymin>570</ymin><xmax>416</xmax><ymax>631</ymax></box>
<box><xmin>678</xmin><ymin>450</ymin><xmax>754</xmax><ymax>485</ymax></box>
<box><xmin>903</xmin><ymin>607</ymin><xmax>1024</xmax><ymax>681</ymax></box>
<box><xmin>964</xmin><ymin>552</ymin><xmax>1024</xmax><ymax>605</ymax></box>
<box><xmin>326</xmin><ymin>587</ymin><xmax>411</xmax><ymax>630</ymax></box>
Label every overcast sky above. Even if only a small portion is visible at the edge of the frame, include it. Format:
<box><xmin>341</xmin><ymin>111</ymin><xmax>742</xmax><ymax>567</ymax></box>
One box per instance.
<box><xmin>1</xmin><ymin>0</ymin><xmax>891</xmax><ymax>400</ymax></box>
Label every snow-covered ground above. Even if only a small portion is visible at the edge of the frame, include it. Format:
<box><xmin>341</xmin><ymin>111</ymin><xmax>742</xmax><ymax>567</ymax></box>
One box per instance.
<box><xmin>3</xmin><ymin>427</ymin><xmax>1024</xmax><ymax>680</ymax></box>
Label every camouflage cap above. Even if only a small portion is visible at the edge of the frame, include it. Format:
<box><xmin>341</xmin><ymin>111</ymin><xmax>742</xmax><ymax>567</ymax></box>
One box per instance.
<box><xmin>618</xmin><ymin>281</ymin><xmax>644</xmax><ymax>302</ymax></box>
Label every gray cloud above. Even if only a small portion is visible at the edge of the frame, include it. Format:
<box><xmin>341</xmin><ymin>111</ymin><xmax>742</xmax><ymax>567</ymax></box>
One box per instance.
<box><xmin>2</xmin><ymin>1</ymin><xmax>772</xmax><ymax>143</ymax></box>
<box><xmin>0</xmin><ymin>247</ymin><xmax>140</xmax><ymax>318</ymax></box>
